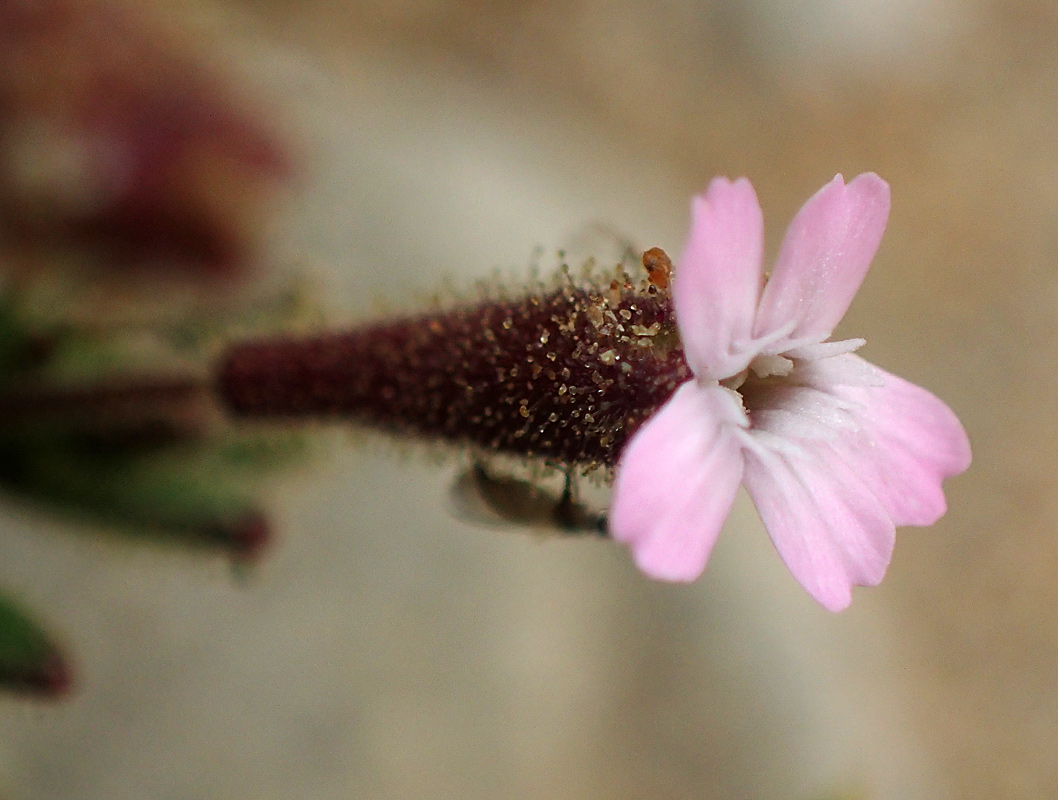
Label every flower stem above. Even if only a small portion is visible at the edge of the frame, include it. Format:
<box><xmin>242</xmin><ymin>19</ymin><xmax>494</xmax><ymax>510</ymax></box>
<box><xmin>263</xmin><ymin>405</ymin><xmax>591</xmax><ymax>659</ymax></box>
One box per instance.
<box><xmin>0</xmin><ymin>376</ymin><xmax>217</xmax><ymax>443</ymax></box>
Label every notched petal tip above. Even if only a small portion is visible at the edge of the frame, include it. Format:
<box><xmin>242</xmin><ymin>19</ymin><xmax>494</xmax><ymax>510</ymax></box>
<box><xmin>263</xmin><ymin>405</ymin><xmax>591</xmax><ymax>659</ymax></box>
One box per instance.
<box><xmin>697</xmin><ymin>176</ymin><xmax>757</xmax><ymax>207</ymax></box>
<box><xmin>828</xmin><ymin>359</ymin><xmax>970</xmax><ymax>528</ymax></box>
<box><xmin>846</xmin><ymin>169</ymin><xmax>888</xmax><ymax>197</ymax></box>
<box><xmin>821</xmin><ymin>172</ymin><xmax>891</xmax><ymax>210</ymax></box>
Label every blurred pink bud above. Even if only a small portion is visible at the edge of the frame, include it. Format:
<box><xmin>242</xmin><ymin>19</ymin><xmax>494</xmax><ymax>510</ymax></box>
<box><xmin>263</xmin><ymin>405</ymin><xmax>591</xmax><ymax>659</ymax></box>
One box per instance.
<box><xmin>0</xmin><ymin>0</ymin><xmax>292</xmax><ymax>278</ymax></box>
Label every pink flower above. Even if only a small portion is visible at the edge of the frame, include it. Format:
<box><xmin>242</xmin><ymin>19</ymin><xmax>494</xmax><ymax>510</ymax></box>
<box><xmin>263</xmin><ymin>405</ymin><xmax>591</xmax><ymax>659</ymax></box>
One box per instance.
<box><xmin>609</xmin><ymin>174</ymin><xmax>971</xmax><ymax>611</ymax></box>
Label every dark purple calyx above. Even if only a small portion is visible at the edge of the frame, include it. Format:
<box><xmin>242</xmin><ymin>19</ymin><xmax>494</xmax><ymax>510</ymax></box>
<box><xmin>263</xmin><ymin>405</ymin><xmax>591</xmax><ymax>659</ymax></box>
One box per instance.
<box><xmin>218</xmin><ymin>264</ymin><xmax>692</xmax><ymax>471</ymax></box>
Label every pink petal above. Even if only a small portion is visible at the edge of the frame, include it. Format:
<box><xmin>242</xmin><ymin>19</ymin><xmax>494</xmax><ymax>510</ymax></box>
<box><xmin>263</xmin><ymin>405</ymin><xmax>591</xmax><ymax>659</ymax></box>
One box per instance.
<box><xmin>675</xmin><ymin>178</ymin><xmax>764</xmax><ymax>380</ymax></box>
<box><xmin>742</xmin><ymin>438</ymin><xmax>896</xmax><ymax>611</ymax></box>
<box><xmin>827</xmin><ymin>359</ymin><xmax>972</xmax><ymax>526</ymax></box>
<box><xmin>610</xmin><ymin>382</ymin><xmax>746</xmax><ymax>582</ymax></box>
<box><xmin>753</xmin><ymin>173</ymin><xmax>890</xmax><ymax>348</ymax></box>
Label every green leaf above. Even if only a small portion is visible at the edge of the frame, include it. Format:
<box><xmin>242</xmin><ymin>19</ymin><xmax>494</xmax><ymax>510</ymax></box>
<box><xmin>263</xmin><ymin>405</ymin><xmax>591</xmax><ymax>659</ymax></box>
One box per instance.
<box><xmin>0</xmin><ymin>593</ymin><xmax>69</xmax><ymax>697</ymax></box>
<box><xmin>0</xmin><ymin>436</ymin><xmax>276</xmax><ymax>558</ymax></box>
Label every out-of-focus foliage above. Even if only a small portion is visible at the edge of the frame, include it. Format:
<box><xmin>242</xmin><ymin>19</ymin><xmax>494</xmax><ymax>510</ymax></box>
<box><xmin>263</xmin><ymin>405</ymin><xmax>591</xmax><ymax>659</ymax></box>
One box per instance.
<box><xmin>0</xmin><ymin>593</ymin><xmax>67</xmax><ymax>696</ymax></box>
<box><xmin>0</xmin><ymin>0</ymin><xmax>306</xmax><ymax>697</ymax></box>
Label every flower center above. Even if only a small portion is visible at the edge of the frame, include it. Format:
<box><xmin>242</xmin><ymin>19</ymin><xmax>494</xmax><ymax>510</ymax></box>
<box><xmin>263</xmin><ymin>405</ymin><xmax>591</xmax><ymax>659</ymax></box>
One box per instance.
<box><xmin>719</xmin><ymin>353</ymin><xmax>797</xmax><ymax>424</ymax></box>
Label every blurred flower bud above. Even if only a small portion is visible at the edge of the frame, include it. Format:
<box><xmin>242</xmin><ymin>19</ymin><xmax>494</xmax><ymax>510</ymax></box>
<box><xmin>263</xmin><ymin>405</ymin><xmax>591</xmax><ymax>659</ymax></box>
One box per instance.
<box><xmin>0</xmin><ymin>0</ymin><xmax>292</xmax><ymax>280</ymax></box>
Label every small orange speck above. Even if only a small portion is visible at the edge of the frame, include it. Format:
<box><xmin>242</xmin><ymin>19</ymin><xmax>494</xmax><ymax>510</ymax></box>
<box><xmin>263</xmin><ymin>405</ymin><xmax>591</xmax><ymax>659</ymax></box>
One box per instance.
<box><xmin>642</xmin><ymin>247</ymin><xmax>672</xmax><ymax>290</ymax></box>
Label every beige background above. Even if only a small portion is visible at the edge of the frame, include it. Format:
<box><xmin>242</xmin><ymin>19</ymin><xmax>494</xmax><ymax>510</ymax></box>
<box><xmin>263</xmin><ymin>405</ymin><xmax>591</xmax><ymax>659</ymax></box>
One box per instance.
<box><xmin>0</xmin><ymin>0</ymin><xmax>1055</xmax><ymax>797</ymax></box>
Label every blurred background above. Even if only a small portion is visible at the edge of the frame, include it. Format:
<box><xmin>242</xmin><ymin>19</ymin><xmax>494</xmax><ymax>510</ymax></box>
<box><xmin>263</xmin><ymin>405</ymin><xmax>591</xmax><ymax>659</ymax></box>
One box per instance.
<box><xmin>0</xmin><ymin>0</ymin><xmax>1054</xmax><ymax>797</ymax></box>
